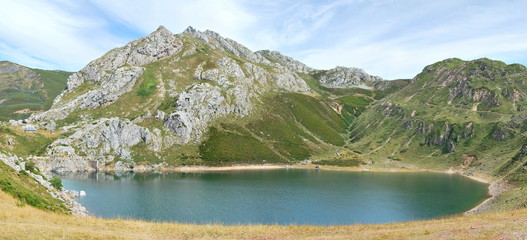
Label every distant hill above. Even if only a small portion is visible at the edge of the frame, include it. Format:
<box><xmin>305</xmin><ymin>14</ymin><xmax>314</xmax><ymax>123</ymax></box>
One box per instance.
<box><xmin>0</xmin><ymin>61</ymin><xmax>71</xmax><ymax>121</ymax></box>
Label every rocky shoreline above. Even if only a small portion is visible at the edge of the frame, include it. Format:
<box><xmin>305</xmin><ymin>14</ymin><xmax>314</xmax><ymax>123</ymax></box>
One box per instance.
<box><xmin>464</xmin><ymin>179</ymin><xmax>513</xmax><ymax>215</ymax></box>
<box><xmin>0</xmin><ymin>152</ymin><xmax>88</xmax><ymax>216</ymax></box>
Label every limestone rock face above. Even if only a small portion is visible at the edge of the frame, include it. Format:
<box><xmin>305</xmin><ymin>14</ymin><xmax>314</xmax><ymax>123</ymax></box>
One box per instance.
<box><xmin>78</xmin><ymin>66</ymin><xmax>144</xmax><ymax>109</ymax></box>
<box><xmin>184</xmin><ymin>27</ymin><xmax>311</xmax><ymax>93</ymax></box>
<box><xmin>127</xmin><ymin>26</ymin><xmax>181</xmax><ymax>66</ymax></box>
<box><xmin>67</xmin><ymin>26</ymin><xmax>181</xmax><ymax>91</ymax></box>
<box><xmin>41</xmin><ymin>118</ymin><xmax>167</xmax><ymax>172</ymax></box>
<box><xmin>165</xmin><ymin>83</ymin><xmax>228</xmax><ymax>143</ymax></box>
<box><xmin>31</xmin><ymin>66</ymin><xmax>143</xmax><ymax>120</ymax></box>
<box><xmin>317</xmin><ymin>66</ymin><xmax>383</xmax><ymax>88</ymax></box>
<box><xmin>257</xmin><ymin>50</ymin><xmax>313</xmax><ymax>73</ymax></box>
<box><xmin>65</xmin><ymin>118</ymin><xmax>149</xmax><ymax>157</ymax></box>
<box><xmin>31</xmin><ymin>26</ymin><xmax>183</xmax><ymax>121</ymax></box>
<box><xmin>184</xmin><ymin>27</ymin><xmax>269</xmax><ymax>64</ymax></box>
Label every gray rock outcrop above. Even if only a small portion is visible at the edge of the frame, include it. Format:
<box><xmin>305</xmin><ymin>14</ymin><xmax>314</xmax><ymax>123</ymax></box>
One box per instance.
<box><xmin>316</xmin><ymin>66</ymin><xmax>383</xmax><ymax>88</ymax></box>
<box><xmin>257</xmin><ymin>50</ymin><xmax>313</xmax><ymax>73</ymax></box>
<box><xmin>31</xmin><ymin>26</ymin><xmax>183</xmax><ymax>121</ymax></box>
<box><xmin>41</xmin><ymin>118</ymin><xmax>166</xmax><ymax>172</ymax></box>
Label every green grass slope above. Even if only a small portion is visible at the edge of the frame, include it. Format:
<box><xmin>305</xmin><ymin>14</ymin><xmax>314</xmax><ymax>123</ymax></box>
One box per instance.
<box><xmin>198</xmin><ymin>93</ymin><xmax>355</xmax><ymax>165</ymax></box>
<box><xmin>0</xmin><ymin>61</ymin><xmax>71</xmax><ymax>121</ymax></box>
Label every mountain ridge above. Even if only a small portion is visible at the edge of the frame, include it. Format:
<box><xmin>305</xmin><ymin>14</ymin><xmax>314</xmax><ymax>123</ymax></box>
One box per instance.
<box><xmin>0</xmin><ymin>61</ymin><xmax>71</xmax><ymax>121</ymax></box>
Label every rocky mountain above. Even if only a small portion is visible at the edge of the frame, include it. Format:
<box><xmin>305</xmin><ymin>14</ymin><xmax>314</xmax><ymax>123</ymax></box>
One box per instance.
<box><xmin>348</xmin><ymin>58</ymin><xmax>527</xmax><ymax>211</ymax></box>
<box><xmin>0</xmin><ymin>61</ymin><xmax>70</xmax><ymax>121</ymax></box>
<box><xmin>313</xmin><ymin>66</ymin><xmax>383</xmax><ymax>89</ymax></box>
<box><xmin>23</xmin><ymin>26</ymin><xmax>383</xmax><ymax>172</ymax></box>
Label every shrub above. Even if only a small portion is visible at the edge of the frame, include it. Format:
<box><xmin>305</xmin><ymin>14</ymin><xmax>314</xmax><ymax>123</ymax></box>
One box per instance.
<box><xmin>18</xmin><ymin>170</ymin><xmax>29</xmax><ymax>176</ymax></box>
<box><xmin>25</xmin><ymin>161</ymin><xmax>39</xmax><ymax>174</ymax></box>
<box><xmin>50</xmin><ymin>177</ymin><xmax>63</xmax><ymax>190</ymax></box>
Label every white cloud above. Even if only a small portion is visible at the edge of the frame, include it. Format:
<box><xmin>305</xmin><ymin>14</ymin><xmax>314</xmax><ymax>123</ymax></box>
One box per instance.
<box><xmin>292</xmin><ymin>0</ymin><xmax>527</xmax><ymax>79</ymax></box>
<box><xmin>89</xmin><ymin>0</ymin><xmax>257</xmax><ymax>46</ymax></box>
<box><xmin>301</xmin><ymin>33</ymin><xmax>527</xmax><ymax>79</ymax></box>
<box><xmin>0</xmin><ymin>0</ymin><xmax>526</xmax><ymax>79</ymax></box>
<box><xmin>0</xmin><ymin>0</ymin><xmax>128</xmax><ymax>71</ymax></box>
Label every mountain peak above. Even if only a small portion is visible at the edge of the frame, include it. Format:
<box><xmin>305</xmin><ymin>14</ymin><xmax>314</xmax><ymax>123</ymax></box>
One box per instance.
<box><xmin>154</xmin><ymin>25</ymin><xmax>170</xmax><ymax>33</ymax></box>
<box><xmin>183</xmin><ymin>26</ymin><xmax>197</xmax><ymax>34</ymax></box>
<box><xmin>148</xmin><ymin>25</ymin><xmax>173</xmax><ymax>38</ymax></box>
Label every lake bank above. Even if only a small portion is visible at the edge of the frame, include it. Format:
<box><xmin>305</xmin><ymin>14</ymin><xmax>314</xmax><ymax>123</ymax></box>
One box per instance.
<box><xmin>1</xmin><ymin>188</ymin><xmax>526</xmax><ymax>239</ymax></box>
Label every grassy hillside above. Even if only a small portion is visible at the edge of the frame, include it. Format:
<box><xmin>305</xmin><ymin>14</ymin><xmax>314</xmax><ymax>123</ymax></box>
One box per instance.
<box><xmin>0</xmin><ymin>189</ymin><xmax>525</xmax><ymax>239</ymax></box>
<box><xmin>348</xmin><ymin>58</ymin><xmax>527</xmax><ymax>211</ymax></box>
<box><xmin>0</xmin><ymin>61</ymin><xmax>70</xmax><ymax>121</ymax></box>
<box><xmin>198</xmin><ymin>93</ymin><xmax>354</xmax><ymax>165</ymax></box>
<box><xmin>0</xmin><ymin>124</ymin><xmax>59</xmax><ymax>157</ymax></box>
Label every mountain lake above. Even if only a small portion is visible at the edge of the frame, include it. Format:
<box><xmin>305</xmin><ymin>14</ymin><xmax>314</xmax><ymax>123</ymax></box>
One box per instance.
<box><xmin>59</xmin><ymin>169</ymin><xmax>489</xmax><ymax>225</ymax></box>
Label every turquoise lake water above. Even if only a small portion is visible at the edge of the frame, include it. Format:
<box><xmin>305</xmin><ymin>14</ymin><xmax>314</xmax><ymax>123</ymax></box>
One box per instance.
<box><xmin>60</xmin><ymin>169</ymin><xmax>489</xmax><ymax>225</ymax></box>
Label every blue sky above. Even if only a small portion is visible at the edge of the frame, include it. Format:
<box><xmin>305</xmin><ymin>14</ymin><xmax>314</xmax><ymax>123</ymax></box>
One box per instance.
<box><xmin>1</xmin><ymin>0</ymin><xmax>526</xmax><ymax>79</ymax></box>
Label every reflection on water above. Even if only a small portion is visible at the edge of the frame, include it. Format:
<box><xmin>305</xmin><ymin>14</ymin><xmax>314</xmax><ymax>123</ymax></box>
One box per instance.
<box><xmin>58</xmin><ymin>169</ymin><xmax>489</xmax><ymax>225</ymax></box>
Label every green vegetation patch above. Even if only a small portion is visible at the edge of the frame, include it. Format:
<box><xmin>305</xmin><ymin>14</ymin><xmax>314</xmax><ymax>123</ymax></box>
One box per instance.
<box><xmin>282</xmin><ymin>93</ymin><xmax>348</xmax><ymax>145</ymax></box>
<box><xmin>32</xmin><ymin>69</ymin><xmax>71</xmax><ymax>109</ymax></box>
<box><xmin>50</xmin><ymin>176</ymin><xmax>63</xmax><ymax>190</ymax></box>
<box><xmin>136</xmin><ymin>68</ymin><xmax>157</xmax><ymax>97</ymax></box>
<box><xmin>198</xmin><ymin>93</ymin><xmax>351</xmax><ymax>165</ymax></box>
<box><xmin>337</xmin><ymin>95</ymin><xmax>374</xmax><ymax>123</ymax></box>
<box><xmin>0</xmin><ymin>126</ymin><xmax>56</xmax><ymax>157</ymax></box>
<box><xmin>199</xmin><ymin>127</ymin><xmax>282</xmax><ymax>165</ymax></box>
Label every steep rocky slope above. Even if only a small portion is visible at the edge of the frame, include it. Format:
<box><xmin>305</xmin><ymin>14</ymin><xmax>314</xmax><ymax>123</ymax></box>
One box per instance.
<box><xmin>26</xmin><ymin>26</ymin><xmax>381</xmax><ymax>172</ymax></box>
<box><xmin>348</xmin><ymin>58</ymin><xmax>527</xmax><ymax>211</ymax></box>
<box><xmin>0</xmin><ymin>61</ymin><xmax>70</xmax><ymax>121</ymax></box>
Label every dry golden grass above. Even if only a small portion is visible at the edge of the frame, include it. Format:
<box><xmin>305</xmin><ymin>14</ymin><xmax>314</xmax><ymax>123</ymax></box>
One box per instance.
<box><xmin>0</xmin><ymin>190</ymin><xmax>526</xmax><ymax>240</ymax></box>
